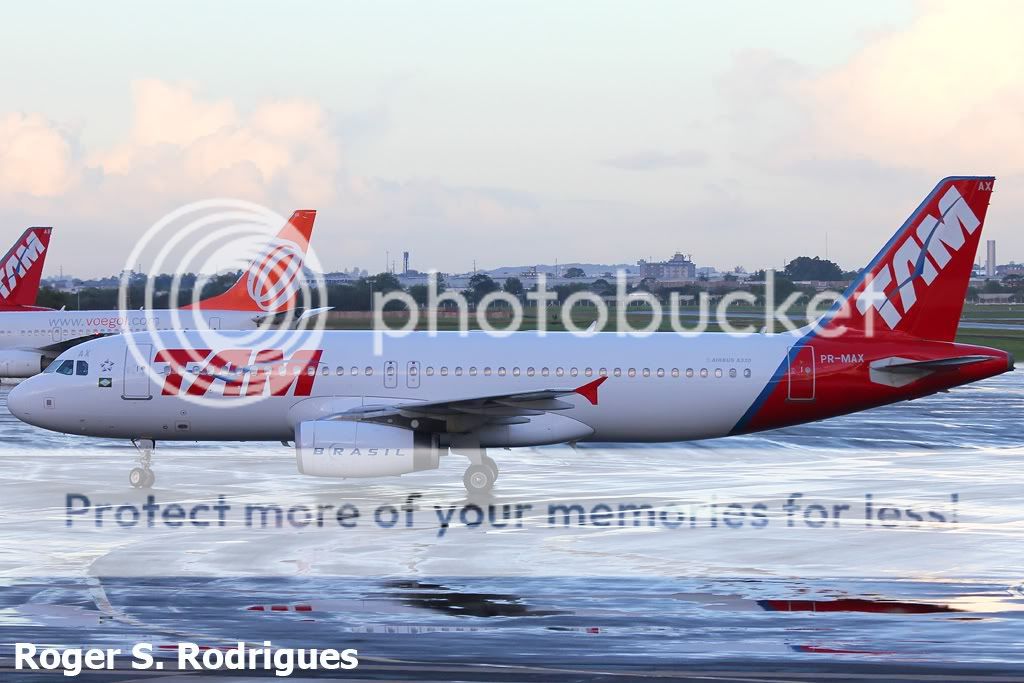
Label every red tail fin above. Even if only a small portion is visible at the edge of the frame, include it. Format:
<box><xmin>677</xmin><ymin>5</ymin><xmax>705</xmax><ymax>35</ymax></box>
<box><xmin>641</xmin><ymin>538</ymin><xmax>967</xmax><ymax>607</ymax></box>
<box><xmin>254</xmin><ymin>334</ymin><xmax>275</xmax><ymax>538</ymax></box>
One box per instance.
<box><xmin>183</xmin><ymin>210</ymin><xmax>317</xmax><ymax>313</ymax></box>
<box><xmin>821</xmin><ymin>176</ymin><xmax>994</xmax><ymax>342</ymax></box>
<box><xmin>0</xmin><ymin>227</ymin><xmax>51</xmax><ymax>308</ymax></box>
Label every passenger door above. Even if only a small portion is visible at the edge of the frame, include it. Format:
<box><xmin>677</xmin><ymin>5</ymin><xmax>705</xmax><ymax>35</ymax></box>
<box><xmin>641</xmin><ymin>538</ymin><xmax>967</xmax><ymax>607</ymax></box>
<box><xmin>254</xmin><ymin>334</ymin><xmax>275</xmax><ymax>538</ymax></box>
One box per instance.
<box><xmin>787</xmin><ymin>345</ymin><xmax>815</xmax><ymax>401</ymax></box>
<box><xmin>407</xmin><ymin>360</ymin><xmax>420</xmax><ymax>389</ymax></box>
<box><xmin>122</xmin><ymin>344</ymin><xmax>153</xmax><ymax>400</ymax></box>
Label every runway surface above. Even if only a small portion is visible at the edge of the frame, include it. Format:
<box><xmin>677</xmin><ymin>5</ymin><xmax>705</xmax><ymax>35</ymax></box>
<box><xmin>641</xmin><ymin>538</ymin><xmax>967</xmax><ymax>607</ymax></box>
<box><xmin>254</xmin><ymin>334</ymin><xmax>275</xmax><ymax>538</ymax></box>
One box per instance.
<box><xmin>0</xmin><ymin>372</ymin><xmax>1022</xmax><ymax>680</ymax></box>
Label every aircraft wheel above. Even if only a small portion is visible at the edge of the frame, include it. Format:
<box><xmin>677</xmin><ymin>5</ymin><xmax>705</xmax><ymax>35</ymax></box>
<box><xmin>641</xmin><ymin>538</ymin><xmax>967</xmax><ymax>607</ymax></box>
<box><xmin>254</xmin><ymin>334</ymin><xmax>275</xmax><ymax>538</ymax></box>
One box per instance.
<box><xmin>142</xmin><ymin>468</ymin><xmax>156</xmax><ymax>489</ymax></box>
<box><xmin>463</xmin><ymin>464</ymin><xmax>495</xmax><ymax>494</ymax></box>
<box><xmin>481</xmin><ymin>454</ymin><xmax>499</xmax><ymax>481</ymax></box>
<box><xmin>129</xmin><ymin>467</ymin><xmax>146</xmax><ymax>489</ymax></box>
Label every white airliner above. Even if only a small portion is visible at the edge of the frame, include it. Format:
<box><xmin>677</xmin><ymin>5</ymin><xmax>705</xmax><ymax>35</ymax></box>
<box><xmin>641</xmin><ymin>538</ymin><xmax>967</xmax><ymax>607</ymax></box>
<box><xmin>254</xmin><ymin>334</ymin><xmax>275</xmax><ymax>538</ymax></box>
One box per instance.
<box><xmin>8</xmin><ymin>177</ymin><xmax>1013</xmax><ymax>492</ymax></box>
<box><xmin>0</xmin><ymin>211</ymin><xmax>319</xmax><ymax>379</ymax></box>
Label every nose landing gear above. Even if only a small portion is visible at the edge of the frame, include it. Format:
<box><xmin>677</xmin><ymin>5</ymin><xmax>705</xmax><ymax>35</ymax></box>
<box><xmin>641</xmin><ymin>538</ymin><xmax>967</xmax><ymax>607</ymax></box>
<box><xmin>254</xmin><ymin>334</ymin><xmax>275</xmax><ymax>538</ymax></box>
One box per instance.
<box><xmin>129</xmin><ymin>438</ymin><xmax>156</xmax><ymax>489</ymax></box>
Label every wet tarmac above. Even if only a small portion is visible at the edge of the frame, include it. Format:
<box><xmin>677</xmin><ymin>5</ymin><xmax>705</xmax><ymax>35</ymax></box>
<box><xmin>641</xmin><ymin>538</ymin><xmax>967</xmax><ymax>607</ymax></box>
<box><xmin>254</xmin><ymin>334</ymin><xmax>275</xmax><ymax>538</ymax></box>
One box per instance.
<box><xmin>0</xmin><ymin>372</ymin><xmax>1022</xmax><ymax>680</ymax></box>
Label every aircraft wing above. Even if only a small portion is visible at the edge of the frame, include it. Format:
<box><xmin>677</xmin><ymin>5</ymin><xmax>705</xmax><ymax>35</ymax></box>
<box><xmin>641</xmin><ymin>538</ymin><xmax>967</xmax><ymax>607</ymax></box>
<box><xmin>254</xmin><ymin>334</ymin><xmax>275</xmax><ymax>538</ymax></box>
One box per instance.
<box><xmin>329</xmin><ymin>377</ymin><xmax>607</xmax><ymax>422</ymax></box>
<box><xmin>39</xmin><ymin>333</ymin><xmax>111</xmax><ymax>356</ymax></box>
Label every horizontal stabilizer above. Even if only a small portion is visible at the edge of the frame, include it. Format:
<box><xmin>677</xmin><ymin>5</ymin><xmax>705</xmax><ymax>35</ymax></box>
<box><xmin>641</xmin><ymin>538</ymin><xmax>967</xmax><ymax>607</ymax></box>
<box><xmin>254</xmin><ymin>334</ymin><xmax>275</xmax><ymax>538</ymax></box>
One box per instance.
<box><xmin>253</xmin><ymin>306</ymin><xmax>334</xmax><ymax>328</ymax></box>
<box><xmin>876</xmin><ymin>355</ymin><xmax>994</xmax><ymax>373</ymax></box>
<box><xmin>869</xmin><ymin>355</ymin><xmax>998</xmax><ymax>387</ymax></box>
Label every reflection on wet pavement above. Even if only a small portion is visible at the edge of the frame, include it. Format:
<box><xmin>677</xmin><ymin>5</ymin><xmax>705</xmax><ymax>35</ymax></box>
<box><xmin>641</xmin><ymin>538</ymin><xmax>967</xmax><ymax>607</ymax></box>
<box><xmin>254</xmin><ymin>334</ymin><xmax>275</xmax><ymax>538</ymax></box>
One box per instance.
<box><xmin>0</xmin><ymin>372</ymin><xmax>1022</xmax><ymax>677</ymax></box>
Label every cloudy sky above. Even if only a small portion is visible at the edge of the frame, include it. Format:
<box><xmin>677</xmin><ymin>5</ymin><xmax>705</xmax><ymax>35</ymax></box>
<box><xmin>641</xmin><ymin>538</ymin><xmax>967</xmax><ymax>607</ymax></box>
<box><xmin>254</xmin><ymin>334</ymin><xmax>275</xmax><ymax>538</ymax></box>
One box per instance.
<box><xmin>1</xmin><ymin>0</ymin><xmax>1021</xmax><ymax>277</ymax></box>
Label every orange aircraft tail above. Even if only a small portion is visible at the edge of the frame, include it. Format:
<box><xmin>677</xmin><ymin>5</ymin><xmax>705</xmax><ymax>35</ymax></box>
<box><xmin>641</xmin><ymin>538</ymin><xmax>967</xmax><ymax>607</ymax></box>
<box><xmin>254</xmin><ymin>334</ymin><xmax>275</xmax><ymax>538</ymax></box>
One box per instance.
<box><xmin>183</xmin><ymin>210</ymin><xmax>316</xmax><ymax>313</ymax></box>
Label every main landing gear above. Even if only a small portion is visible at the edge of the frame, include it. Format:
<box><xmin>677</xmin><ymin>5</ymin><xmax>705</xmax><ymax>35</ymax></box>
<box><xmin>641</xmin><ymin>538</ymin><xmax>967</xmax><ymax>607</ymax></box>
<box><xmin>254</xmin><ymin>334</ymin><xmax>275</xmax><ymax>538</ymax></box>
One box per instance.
<box><xmin>461</xmin><ymin>452</ymin><xmax>499</xmax><ymax>494</ymax></box>
<box><xmin>129</xmin><ymin>438</ymin><xmax>156</xmax><ymax>489</ymax></box>
<box><xmin>451</xmin><ymin>435</ymin><xmax>499</xmax><ymax>494</ymax></box>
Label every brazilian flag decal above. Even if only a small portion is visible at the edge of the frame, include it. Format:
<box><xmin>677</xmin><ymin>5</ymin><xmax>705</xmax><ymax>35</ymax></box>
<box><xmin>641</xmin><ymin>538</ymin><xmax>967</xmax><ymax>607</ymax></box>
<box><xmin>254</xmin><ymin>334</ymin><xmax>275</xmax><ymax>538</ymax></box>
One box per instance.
<box><xmin>98</xmin><ymin>377</ymin><xmax>112</xmax><ymax>388</ymax></box>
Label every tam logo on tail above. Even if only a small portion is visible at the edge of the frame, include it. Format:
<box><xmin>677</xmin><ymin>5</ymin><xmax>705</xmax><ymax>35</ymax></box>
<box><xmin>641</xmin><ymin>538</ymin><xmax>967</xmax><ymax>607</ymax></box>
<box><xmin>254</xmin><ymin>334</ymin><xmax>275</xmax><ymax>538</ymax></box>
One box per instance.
<box><xmin>183</xmin><ymin>210</ymin><xmax>316</xmax><ymax>313</ymax></box>
<box><xmin>828</xmin><ymin>177</ymin><xmax>994</xmax><ymax>342</ymax></box>
<box><xmin>0</xmin><ymin>227</ymin><xmax>51</xmax><ymax>306</ymax></box>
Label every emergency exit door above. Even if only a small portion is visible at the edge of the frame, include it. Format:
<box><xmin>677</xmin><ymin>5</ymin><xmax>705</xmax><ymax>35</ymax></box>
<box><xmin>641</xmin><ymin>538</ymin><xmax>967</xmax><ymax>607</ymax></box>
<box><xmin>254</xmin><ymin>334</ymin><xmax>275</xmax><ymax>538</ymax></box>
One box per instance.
<box><xmin>787</xmin><ymin>345</ymin><xmax>815</xmax><ymax>401</ymax></box>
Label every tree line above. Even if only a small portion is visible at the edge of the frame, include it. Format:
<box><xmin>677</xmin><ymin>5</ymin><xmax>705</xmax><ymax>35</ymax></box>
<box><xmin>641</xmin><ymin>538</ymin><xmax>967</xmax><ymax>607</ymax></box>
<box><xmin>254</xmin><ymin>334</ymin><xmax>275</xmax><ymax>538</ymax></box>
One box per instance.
<box><xmin>37</xmin><ymin>254</ymin><xmax>860</xmax><ymax>312</ymax></box>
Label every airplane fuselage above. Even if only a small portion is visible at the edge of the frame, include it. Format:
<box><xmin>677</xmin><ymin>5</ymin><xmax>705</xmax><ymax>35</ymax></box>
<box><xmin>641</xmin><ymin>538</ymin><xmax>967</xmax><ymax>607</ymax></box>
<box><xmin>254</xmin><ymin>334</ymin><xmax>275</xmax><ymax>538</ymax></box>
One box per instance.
<box><xmin>0</xmin><ymin>309</ymin><xmax>261</xmax><ymax>377</ymax></box>
<box><xmin>8</xmin><ymin>329</ymin><xmax>1012</xmax><ymax>444</ymax></box>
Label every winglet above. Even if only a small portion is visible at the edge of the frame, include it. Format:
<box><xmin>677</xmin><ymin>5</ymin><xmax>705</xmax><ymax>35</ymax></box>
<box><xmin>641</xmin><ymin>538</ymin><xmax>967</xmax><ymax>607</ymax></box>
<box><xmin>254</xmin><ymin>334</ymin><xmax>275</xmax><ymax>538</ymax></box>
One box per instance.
<box><xmin>575</xmin><ymin>376</ymin><xmax>607</xmax><ymax>406</ymax></box>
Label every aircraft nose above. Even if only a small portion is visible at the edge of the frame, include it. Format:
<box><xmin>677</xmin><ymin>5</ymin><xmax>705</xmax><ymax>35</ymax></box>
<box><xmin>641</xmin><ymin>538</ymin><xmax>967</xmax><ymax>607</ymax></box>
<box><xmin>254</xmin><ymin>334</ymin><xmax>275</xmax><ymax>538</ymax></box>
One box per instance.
<box><xmin>6</xmin><ymin>376</ymin><xmax>54</xmax><ymax>427</ymax></box>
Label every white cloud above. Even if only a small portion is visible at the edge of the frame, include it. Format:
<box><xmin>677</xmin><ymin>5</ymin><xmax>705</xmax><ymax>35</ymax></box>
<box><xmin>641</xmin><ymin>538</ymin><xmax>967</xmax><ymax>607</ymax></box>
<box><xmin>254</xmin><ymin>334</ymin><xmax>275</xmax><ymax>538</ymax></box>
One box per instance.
<box><xmin>715</xmin><ymin>2</ymin><xmax>1024</xmax><ymax>180</ymax></box>
<box><xmin>89</xmin><ymin>80</ymin><xmax>340</xmax><ymax>206</ymax></box>
<box><xmin>132</xmin><ymin>79</ymin><xmax>238</xmax><ymax>148</ymax></box>
<box><xmin>0</xmin><ymin>113</ymin><xmax>76</xmax><ymax>197</ymax></box>
<box><xmin>0</xmin><ymin>79</ymin><xmax>569</xmax><ymax>276</ymax></box>
<box><xmin>802</xmin><ymin>0</ymin><xmax>1024</xmax><ymax>174</ymax></box>
<box><xmin>707</xmin><ymin>2</ymin><xmax>1024</xmax><ymax>270</ymax></box>
<box><xmin>4</xmin><ymin>3</ymin><xmax>1022</xmax><ymax>281</ymax></box>
<box><xmin>602</xmin><ymin>150</ymin><xmax>709</xmax><ymax>171</ymax></box>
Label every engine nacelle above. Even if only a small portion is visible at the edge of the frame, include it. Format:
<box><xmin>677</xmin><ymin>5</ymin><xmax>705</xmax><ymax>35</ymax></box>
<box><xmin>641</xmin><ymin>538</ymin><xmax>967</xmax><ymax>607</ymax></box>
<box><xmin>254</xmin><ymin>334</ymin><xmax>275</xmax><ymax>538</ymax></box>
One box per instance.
<box><xmin>296</xmin><ymin>420</ymin><xmax>440</xmax><ymax>478</ymax></box>
<box><xmin>0</xmin><ymin>350</ymin><xmax>47</xmax><ymax>378</ymax></box>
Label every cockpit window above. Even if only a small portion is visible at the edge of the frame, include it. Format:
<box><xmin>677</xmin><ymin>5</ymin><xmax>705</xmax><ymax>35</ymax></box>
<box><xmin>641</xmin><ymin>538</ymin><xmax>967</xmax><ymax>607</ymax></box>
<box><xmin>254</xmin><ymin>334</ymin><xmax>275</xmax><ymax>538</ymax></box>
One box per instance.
<box><xmin>53</xmin><ymin>360</ymin><xmax>74</xmax><ymax>375</ymax></box>
<box><xmin>75</xmin><ymin>360</ymin><xmax>89</xmax><ymax>376</ymax></box>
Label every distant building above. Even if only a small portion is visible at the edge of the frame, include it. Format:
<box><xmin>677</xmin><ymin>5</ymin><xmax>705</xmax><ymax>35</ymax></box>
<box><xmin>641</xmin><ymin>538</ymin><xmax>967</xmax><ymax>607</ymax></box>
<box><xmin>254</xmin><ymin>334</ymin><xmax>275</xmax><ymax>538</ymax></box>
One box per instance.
<box><xmin>978</xmin><ymin>292</ymin><xmax>1018</xmax><ymax>304</ymax></box>
<box><xmin>637</xmin><ymin>252</ymin><xmax>697</xmax><ymax>281</ymax></box>
<box><xmin>43</xmin><ymin>276</ymin><xmax>76</xmax><ymax>291</ymax></box>
<box><xmin>997</xmin><ymin>262</ymin><xmax>1024</xmax><ymax>277</ymax></box>
<box><xmin>303</xmin><ymin>271</ymin><xmax>358</xmax><ymax>287</ymax></box>
<box><xmin>986</xmin><ymin>240</ymin><xmax>997</xmax><ymax>277</ymax></box>
<box><xmin>402</xmin><ymin>251</ymin><xmax>410</xmax><ymax>275</ymax></box>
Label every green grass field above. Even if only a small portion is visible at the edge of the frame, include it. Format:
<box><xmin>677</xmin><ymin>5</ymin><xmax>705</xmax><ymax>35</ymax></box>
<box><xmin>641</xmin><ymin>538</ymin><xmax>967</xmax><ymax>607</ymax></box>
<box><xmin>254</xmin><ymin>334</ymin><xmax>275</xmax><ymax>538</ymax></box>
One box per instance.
<box><xmin>960</xmin><ymin>304</ymin><xmax>1024</xmax><ymax>322</ymax></box>
<box><xmin>954</xmin><ymin>331</ymin><xmax>1024</xmax><ymax>359</ymax></box>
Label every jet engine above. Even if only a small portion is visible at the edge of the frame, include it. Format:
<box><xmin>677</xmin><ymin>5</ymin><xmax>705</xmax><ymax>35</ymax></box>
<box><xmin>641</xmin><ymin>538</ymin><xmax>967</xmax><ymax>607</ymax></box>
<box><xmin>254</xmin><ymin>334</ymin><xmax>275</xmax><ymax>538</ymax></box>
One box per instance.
<box><xmin>295</xmin><ymin>420</ymin><xmax>440</xmax><ymax>478</ymax></box>
<box><xmin>0</xmin><ymin>350</ymin><xmax>47</xmax><ymax>378</ymax></box>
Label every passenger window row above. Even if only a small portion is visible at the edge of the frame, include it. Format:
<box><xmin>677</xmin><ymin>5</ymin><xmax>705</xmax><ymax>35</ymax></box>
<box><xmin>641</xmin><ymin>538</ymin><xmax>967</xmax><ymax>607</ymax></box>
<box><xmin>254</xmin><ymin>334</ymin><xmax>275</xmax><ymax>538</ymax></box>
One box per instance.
<box><xmin>164</xmin><ymin>365</ymin><xmax>324</xmax><ymax>377</ymax></box>
<box><xmin>8</xmin><ymin>328</ymin><xmax>160</xmax><ymax>335</ymax></box>
<box><xmin>329</xmin><ymin>365</ymin><xmax>753</xmax><ymax>379</ymax></box>
<box><xmin>152</xmin><ymin>362</ymin><xmax>753</xmax><ymax>381</ymax></box>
